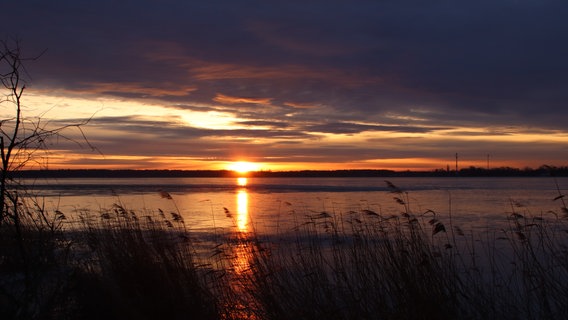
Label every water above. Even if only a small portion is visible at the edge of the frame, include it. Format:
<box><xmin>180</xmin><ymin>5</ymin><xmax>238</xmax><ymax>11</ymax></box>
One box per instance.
<box><xmin>20</xmin><ymin>176</ymin><xmax>568</xmax><ymax>234</ymax></box>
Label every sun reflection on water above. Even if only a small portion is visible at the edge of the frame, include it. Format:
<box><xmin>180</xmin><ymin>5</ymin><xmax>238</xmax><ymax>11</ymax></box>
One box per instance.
<box><xmin>236</xmin><ymin>189</ymin><xmax>248</xmax><ymax>232</ymax></box>
<box><xmin>229</xmin><ymin>178</ymin><xmax>260</xmax><ymax>318</ymax></box>
<box><xmin>237</xmin><ymin>177</ymin><xmax>248</xmax><ymax>187</ymax></box>
<box><xmin>232</xmin><ymin>178</ymin><xmax>252</xmax><ymax>275</ymax></box>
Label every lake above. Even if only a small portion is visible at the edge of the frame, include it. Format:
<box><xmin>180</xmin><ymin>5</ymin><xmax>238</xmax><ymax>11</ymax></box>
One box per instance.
<box><xmin>20</xmin><ymin>176</ymin><xmax>568</xmax><ymax>235</ymax></box>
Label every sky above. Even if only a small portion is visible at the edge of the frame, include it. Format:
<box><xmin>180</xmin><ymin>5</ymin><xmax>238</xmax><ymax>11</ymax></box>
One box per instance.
<box><xmin>1</xmin><ymin>0</ymin><xmax>567</xmax><ymax>171</ymax></box>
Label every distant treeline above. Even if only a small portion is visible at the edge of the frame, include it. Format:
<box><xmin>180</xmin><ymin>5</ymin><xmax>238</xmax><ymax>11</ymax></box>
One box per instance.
<box><xmin>10</xmin><ymin>165</ymin><xmax>568</xmax><ymax>178</ymax></box>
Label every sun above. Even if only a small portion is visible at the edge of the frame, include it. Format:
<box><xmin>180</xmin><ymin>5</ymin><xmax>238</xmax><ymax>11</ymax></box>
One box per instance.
<box><xmin>228</xmin><ymin>161</ymin><xmax>259</xmax><ymax>174</ymax></box>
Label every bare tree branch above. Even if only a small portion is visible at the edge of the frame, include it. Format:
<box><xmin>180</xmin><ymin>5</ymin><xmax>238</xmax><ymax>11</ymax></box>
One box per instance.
<box><xmin>0</xmin><ymin>39</ymin><xmax>95</xmax><ymax>224</ymax></box>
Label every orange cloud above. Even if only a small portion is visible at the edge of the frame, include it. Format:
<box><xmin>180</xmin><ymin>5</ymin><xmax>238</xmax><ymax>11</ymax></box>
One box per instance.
<box><xmin>85</xmin><ymin>82</ymin><xmax>197</xmax><ymax>97</ymax></box>
<box><xmin>189</xmin><ymin>61</ymin><xmax>379</xmax><ymax>87</ymax></box>
<box><xmin>284</xmin><ymin>102</ymin><xmax>320</xmax><ymax>109</ymax></box>
<box><xmin>140</xmin><ymin>40</ymin><xmax>380</xmax><ymax>86</ymax></box>
<box><xmin>213</xmin><ymin>93</ymin><xmax>272</xmax><ymax>105</ymax></box>
<box><xmin>191</xmin><ymin>63</ymin><xmax>315</xmax><ymax>80</ymax></box>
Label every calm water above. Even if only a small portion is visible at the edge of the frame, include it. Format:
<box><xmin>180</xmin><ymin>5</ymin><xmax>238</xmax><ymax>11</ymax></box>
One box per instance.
<box><xmin>21</xmin><ymin>176</ymin><xmax>568</xmax><ymax>234</ymax></box>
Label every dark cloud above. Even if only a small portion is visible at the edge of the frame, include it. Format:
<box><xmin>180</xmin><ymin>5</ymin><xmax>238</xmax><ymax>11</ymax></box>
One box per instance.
<box><xmin>237</xmin><ymin>120</ymin><xmax>290</xmax><ymax>129</ymax></box>
<box><xmin>305</xmin><ymin>122</ymin><xmax>448</xmax><ymax>135</ymax></box>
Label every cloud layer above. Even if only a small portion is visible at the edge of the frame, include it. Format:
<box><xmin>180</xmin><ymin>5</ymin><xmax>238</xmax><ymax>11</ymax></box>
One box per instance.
<box><xmin>2</xmin><ymin>0</ymin><xmax>567</xmax><ymax>170</ymax></box>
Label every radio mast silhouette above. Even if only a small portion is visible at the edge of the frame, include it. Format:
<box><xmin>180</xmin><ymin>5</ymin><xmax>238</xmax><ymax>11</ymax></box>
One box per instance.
<box><xmin>455</xmin><ymin>153</ymin><xmax>459</xmax><ymax>175</ymax></box>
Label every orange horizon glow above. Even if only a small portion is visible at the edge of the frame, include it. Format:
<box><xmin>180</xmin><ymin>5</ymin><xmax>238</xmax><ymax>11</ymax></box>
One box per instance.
<box><xmin>19</xmin><ymin>91</ymin><xmax>567</xmax><ymax>174</ymax></box>
<box><xmin>19</xmin><ymin>157</ymin><xmax>564</xmax><ymax>172</ymax></box>
<box><xmin>227</xmin><ymin>161</ymin><xmax>261</xmax><ymax>174</ymax></box>
<box><xmin>17</xmin><ymin>151</ymin><xmax>565</xmax><ymax>173</ymax></box>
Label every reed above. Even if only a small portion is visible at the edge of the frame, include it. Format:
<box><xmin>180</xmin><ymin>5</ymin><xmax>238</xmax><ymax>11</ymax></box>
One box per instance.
<box><xmin>0</xmin><ymin>196</ymin><xmax>74</xmax><ymax>319</ymax></box>
<box><xmin>236</xmin><ymin>185</ymin><xmax>462</xmax><ymax>319</ymax></box>
<box><xmin>230</xmin><ymin>181</ymin><xmax>568</xmax><ymax>319</ymax></box>
<box><xmin>72</xmin><ymin>203</ymin><xmax>220</xmax><ymax>320</ymax></box>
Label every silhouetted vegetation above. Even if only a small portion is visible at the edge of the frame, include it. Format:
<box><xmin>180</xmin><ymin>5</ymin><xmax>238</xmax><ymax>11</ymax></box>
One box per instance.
<box><xmin>2</xmin><ymin>181</ymin><xmax>568</xmax><ymax>319</ymax></box>
<box><xmin>0</xmin><ymin>39</ymin><xmax>90</xmax><ymax>320</ymax></box>
<box><xmin>12</xmin><ymin>165</ymin><xmax>568</xmax><ymax>179</ymax></box>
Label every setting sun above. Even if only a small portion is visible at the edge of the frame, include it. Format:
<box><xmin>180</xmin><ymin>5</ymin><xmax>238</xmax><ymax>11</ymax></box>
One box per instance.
<box><xmin>228</xmin><ymin>161</ymin><xmax>259</xmax><ymax>174</ymax></box>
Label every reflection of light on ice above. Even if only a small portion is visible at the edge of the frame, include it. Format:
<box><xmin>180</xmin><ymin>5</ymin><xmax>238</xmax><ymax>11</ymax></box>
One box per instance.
<box><xmin>237</xmin><ymin>177</ymin><xmax>247</xmax><ymax>187</ymax></box>
<box><xmin>236</xmin><ymin>189</ymin><xmax>248</xmax><ymax>232</ymax></box>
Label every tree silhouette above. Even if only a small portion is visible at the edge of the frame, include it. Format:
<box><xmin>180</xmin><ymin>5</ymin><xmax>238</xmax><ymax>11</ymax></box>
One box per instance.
<box><xmin>0</xmin><ymin>39</ymin><xmax>93</xmax><ymax>224</ymax></box>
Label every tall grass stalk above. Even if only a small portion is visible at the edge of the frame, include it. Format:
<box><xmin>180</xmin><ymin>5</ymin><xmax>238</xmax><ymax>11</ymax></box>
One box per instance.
<box><xmin>74</xmin><ymin>202</ymin><xmax>220</xmax><ymax>320</ymax></box>
<box><xmin>0</xmin><ymin>196</ymin><xmax>72</xmax><ymax>319</ymax></box>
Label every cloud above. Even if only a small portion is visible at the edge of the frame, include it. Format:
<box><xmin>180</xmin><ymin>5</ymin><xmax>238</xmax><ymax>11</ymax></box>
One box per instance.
<box><xmin>236</xmin><ymin>120</ymin><xmax>290</xmax><ymax>129</ymax></box>
<box><xmin>213</xmin><ymin>94</ymin><xmax>272</xmax><ymax>105</ymax></box>
<box><xmin>82</xmin><ymin>82</ymin><xmax>197</xmax><ymax>98</ymax></box>
<box><xmin>77</xmin><ymin>115</ymin><xmax>311</xmax><ymax>142</ymax></box>
<box><xmin>283</xmin><ymin>102</ymin><xmax>320</xmax><ymax>110</ymax></box>
<box><xmin>305</xmin><ymin>122</ymin><xmax>448</xmax><ymax>135</ymax></box>
<box><xmin>2</xmin><ymin>0</ymin><xmax>568</xmax><ymax>169</ymax></box>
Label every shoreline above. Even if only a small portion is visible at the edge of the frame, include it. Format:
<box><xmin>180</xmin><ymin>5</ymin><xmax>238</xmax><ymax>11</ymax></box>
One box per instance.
<box><xmin>11</xmin><ymin>166</ymin><xmax>568</xmax><ymax>179</ymax></box>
